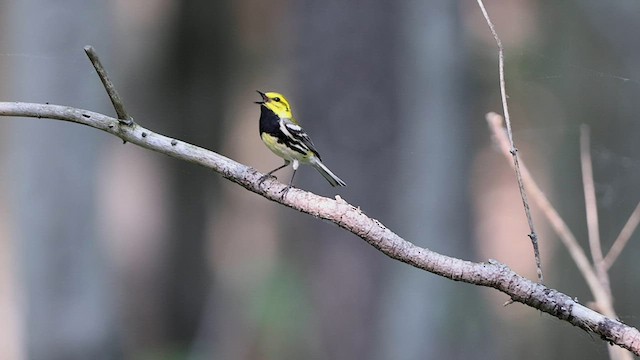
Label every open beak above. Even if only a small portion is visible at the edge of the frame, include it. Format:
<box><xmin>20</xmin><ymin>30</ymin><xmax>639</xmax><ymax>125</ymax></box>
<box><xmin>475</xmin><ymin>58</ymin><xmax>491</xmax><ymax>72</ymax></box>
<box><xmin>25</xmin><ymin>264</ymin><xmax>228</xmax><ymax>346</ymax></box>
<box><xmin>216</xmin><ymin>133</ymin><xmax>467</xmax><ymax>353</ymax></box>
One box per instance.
<box><xmin>254</xmin><ymin>90</ymin><xmax>268</xmax><ymax>104</ymax></box>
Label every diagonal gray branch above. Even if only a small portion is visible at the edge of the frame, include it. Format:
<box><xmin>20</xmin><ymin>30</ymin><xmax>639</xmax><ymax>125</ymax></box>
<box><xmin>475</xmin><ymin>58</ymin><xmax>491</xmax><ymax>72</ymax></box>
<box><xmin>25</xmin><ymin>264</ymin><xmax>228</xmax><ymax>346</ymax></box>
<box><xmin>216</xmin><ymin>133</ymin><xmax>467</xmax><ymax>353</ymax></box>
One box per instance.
<box><xmin>1</xmin><ymin>101</ymin><xmax>639</xmax><ymax>355</ymax></box>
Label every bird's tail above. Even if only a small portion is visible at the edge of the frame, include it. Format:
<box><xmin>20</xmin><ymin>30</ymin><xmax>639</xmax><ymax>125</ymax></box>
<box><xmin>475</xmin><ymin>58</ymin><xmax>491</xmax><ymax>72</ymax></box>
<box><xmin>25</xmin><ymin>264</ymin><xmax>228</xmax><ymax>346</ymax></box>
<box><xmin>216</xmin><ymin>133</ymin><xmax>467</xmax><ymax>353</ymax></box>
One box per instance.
<box><xmin>311</xmin><ymin>158</ymin><xmax>346</xmax><ymax>187</ymax></box>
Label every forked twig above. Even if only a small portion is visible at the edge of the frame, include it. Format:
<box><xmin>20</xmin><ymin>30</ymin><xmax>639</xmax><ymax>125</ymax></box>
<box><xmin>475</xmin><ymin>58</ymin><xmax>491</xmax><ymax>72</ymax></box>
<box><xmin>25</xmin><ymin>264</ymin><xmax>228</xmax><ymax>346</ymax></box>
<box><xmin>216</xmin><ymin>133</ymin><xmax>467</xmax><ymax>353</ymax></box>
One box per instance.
<box><xmin>489</xmin><ymin>117</ymin><xmax>631</xmax><ymax>360</ymax></box>
<box><xmin>476</xmin><ymin>0</ymin><xmax>543</xmax><ymax>282</ymax></box>
<box><xmin>578</xmin><ymin>125</ymin><xmax>630</xmax><ymax>360</ymax></box>
<box><xmin>486</xmin><ymin>114</ymin><xmax>613</xmax><ymax>315</ymax></box>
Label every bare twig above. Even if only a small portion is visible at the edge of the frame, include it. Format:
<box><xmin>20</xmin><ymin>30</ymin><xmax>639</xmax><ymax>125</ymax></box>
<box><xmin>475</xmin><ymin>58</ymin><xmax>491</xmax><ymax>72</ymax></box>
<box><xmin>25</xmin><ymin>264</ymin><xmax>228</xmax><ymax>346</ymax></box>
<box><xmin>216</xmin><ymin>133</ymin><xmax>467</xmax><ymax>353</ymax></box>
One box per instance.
<box><xmin>2</xmin><ymin>101</ymin><xmax>640</xmax><ymax>355</ymax></box>
<box><xmin>476</xmin><ymin>0</ymin><xmax>543</xmax><ymax>282</ymax></box>
<box><xmin>83</xmin><ymin>45</ymin><xmax>134</xmax><ymax>125</ymax></box>
<box><xmin>604</xmin><ymin>202</ymin><xmax>640</xmax><ymax>269</ymax></box>
<box><xmin>486</xmin><ymin>113</ymin><xmax>613</xmax><ymax>315</ymax></box>
<box><xmin>580</xmin><ymin>125</ymin><xmax>611</xmax><ymax>296</ymax></box>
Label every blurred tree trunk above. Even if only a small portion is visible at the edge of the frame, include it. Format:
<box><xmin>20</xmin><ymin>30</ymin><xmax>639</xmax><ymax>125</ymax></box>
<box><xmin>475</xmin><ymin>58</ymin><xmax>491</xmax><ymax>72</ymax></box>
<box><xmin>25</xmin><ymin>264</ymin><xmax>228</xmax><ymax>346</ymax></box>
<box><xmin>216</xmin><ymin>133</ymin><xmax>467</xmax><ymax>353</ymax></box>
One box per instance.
<box><xmin>378</xmin><ymin>1</ymin><xmax>480</xmax><ymax>358</ymax></box>
<box><xmin>292</xmin><ymin>1</ymin><xmax>479</xmax><ymax>359</ymax></box>
<box><xmin>291</xmin><ymin>1</ymin><xmax>400</xmax><ymax>359</ymax></box>
<box><xmin>4</xmin><ymin>1</ymin><xmax>119</xmax><ymax>359</ymax></box>
<box><xmin>129</xmin><ymin>0</ymin><xmax>234</xmax><ymax>350</ymax></box>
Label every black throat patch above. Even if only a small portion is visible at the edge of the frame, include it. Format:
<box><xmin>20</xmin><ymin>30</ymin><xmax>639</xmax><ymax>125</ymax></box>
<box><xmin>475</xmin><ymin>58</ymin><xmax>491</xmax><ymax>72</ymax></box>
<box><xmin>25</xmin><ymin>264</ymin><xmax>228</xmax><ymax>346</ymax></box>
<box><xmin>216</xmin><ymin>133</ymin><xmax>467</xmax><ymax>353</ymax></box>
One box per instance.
<box><xmin>258</xmin><ymin>106</ymin><xmax>308</xmax><ymax>156</ymax></box>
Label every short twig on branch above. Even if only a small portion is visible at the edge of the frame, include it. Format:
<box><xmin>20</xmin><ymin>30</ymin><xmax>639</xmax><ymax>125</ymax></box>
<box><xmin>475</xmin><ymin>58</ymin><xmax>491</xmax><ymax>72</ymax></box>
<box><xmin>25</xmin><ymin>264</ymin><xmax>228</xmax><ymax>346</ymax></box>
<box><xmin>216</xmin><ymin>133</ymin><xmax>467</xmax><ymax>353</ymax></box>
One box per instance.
<box><xmin>476</xmin><ymin>0</ymin><xmax>543</xmax><ymax>282</ymax></box>
<box><xmin>83</xmin><ymin>45</ymin><xmax>134</xmax><ymax>125</ymax></box>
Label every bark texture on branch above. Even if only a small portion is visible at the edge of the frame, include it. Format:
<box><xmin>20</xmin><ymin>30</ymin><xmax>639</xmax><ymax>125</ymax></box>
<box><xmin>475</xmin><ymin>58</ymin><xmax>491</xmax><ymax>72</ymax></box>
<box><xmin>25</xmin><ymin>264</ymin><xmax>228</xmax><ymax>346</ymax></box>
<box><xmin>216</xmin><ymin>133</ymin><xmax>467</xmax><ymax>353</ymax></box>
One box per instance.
<box><xmin>1</xmin><ymin>101</ymin><xmax>639</xmax><ymax>355</ymax></box>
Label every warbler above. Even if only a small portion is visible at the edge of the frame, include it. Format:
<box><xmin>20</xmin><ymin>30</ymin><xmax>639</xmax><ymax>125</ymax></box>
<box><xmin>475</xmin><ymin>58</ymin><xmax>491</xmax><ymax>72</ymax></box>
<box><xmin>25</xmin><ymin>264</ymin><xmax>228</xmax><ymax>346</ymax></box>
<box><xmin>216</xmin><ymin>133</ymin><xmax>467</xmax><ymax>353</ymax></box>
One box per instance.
<box><xmin>255</xmin><ymin>90</ymin><xmax>346</xmax><ymax>195</ymax></box>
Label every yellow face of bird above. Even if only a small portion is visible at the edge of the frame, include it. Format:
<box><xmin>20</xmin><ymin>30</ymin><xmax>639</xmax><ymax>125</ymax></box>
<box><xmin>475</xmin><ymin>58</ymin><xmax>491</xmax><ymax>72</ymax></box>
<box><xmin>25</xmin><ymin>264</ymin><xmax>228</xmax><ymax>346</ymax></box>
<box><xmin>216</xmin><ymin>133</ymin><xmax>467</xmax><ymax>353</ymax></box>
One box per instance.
<box><xmin>256</xmin><ymin>91</ymin><xmax>293</xmax><ymax>119</ymax></box>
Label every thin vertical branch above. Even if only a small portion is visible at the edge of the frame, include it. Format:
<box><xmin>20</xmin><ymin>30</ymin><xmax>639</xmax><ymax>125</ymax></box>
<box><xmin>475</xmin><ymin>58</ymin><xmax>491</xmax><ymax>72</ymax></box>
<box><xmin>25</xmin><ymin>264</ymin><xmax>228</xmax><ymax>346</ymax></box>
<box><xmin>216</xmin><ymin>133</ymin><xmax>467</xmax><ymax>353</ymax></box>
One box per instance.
<box><xmin>476</xmin><ymin>0</ymin><xmax>543</xmax><ymax>282</ymax></box>
<box><xmin>581</xmin><ymin>125</ymin><xmax>629</xmax><ymax>360</ymax></box>
<box><xmin>580</xmin><ymin>125</ymin><xmax>610</xmax><ymax>296</ymax></box>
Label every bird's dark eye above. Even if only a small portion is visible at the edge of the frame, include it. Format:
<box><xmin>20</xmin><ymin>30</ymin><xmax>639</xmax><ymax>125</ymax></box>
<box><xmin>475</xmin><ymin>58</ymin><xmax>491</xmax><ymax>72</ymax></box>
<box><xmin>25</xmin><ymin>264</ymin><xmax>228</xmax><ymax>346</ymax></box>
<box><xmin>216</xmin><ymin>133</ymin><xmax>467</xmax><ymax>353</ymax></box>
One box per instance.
<box><xmin>274</xmin><ymin>97</ymin><xmax>281</xmax><ymax>102</ymax></box>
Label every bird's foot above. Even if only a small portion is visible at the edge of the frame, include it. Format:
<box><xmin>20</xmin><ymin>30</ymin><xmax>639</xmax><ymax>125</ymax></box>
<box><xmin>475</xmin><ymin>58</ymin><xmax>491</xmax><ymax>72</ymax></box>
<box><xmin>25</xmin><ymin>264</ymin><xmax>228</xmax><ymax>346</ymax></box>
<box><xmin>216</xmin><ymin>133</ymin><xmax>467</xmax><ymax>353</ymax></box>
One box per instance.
<box><xmin>279</xmin><ymin>185</ymin><xmax>292</xmax><ymax>199</ymax></box>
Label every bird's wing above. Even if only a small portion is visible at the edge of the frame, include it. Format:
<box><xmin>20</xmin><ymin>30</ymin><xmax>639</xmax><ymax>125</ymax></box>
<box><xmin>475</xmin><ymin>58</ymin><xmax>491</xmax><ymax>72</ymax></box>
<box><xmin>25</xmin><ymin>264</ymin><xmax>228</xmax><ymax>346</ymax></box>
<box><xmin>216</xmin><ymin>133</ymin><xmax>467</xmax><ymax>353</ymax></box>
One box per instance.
<box><xmin>280</xmin><ymin>118</ymin><xmax>322</xmax><ymax>159</ymax></box>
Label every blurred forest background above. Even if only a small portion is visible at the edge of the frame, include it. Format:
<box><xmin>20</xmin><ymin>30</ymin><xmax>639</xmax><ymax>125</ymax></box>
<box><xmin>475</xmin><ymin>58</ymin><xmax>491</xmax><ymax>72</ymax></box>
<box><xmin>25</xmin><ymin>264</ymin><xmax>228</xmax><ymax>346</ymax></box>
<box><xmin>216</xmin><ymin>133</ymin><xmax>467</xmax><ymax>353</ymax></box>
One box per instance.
<box><xmin>1</xmin><ymin>0</ymin><xmax>640</xmax><ymax>359</ymax></box>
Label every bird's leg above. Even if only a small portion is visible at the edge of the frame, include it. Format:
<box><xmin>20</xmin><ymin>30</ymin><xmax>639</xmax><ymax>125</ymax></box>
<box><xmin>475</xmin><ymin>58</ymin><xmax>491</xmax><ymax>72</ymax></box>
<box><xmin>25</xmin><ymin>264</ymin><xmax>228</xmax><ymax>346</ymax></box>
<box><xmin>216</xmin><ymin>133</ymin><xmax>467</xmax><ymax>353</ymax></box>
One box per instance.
<box><xmin>259</xmin><ymin>160</ymin><xmax>290</xmax><ymax>185</ymax></box>
<box><xmin>280</xmin><ymin>168</ymin><xmax>297</xmax><ymax>199</ymax></box>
